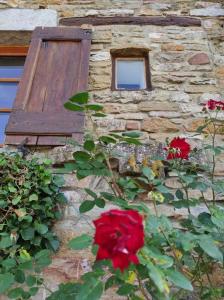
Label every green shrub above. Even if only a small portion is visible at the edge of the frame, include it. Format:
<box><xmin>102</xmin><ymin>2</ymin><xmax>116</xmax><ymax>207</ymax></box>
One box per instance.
<box><xmin>0</xmin><ymin>152</ymin><xmax>66</xmax><ymax>298</ymax></box>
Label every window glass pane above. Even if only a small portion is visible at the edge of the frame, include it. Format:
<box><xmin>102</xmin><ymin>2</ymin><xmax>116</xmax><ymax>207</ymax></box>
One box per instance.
<box><xmin>0</xmin><ymin>82</ymin><xmax>18</xmax><ymax>108</ymax></box>
<box><xmin>0</xmin><ymin>113</ymin><xmax>9</xmax><ymax>144</ymax></box>
<box><xmin>116</xmin><ymin>59</ymin><xmax>146</xmax><ymax>90</ymax></box>
<box><xmin>0</xmin><ymin>57</ymin><xmax>25</xmax><ymax>78</ymax></box>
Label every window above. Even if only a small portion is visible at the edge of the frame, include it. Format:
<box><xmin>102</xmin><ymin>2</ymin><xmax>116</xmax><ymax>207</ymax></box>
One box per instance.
<box><xmin>111</xmin><ymin>49</ymin><xmax>151</xmax><ymax>91</ymax></box>
<box><xmin>0</xmin><ymin>46</ymin><xmax>28</xmax><ymax>145</ymax></box>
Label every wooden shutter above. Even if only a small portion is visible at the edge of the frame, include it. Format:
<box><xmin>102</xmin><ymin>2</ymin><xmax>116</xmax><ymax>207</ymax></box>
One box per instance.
<box><xmin>5</xmin><ymin>27</ymin><xmax>92</xmax><ymax>146</ymax></box>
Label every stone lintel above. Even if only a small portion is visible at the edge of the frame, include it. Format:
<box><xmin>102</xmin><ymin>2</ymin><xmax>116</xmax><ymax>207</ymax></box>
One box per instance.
<box><xmin>0</xmin><ymin>9</ymin><xmax>57</xmax><ymax>31</ymax></box>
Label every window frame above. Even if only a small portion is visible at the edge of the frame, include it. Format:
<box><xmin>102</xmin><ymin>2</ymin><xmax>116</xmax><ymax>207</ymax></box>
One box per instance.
<box><xmin>111</xmin><ymin>51</ymin><xmax>152</xmax><ymax>91</ymax></box>
<box><xmin>0</xmin><ymin>45</ymin><xmax>29</xmax><ymax>146</ymax></box>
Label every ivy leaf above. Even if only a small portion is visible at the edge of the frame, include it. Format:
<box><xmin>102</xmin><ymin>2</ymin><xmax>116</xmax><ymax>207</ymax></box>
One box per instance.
<box><xmin>79</xmin><ymin>200</ymin><xmax>95</xmax><ymax>213</ymax></box>
<box><xmin>29</xmin><ymin>194</ymin><xmax>38</xmax><ymax>201</ymax></box>
<box><xmin>69</xmin><ymin>92</ymin><xmax>89</xmax><ymax>104</ymax></box>
<box><xmin>0</xmin><ymin>236</ymin><xmax>13</xmax><ymax>248</ymax></box>
<box><xmin>165</xmin><ymin>269</ymin><xmax>193</xmax><ymax>291</ymax></box>
<box><xmin>68</xmin><ymin>234</ymin><xmax>92</xmax><ymax>250</ymax></box>
<box><xmin>21</xmin><ymin>228</ymin><xmax>35</xmax><ymax>241</ymax></box>
<box><xmin>0</xmin><ymin>273</ymin><xmax>14</xmax><ymax>294</ymax></box>
<box><xmin>35</xmin><ymin>223</ymin><xmax>48</xmax><ymax>235</ymax></box>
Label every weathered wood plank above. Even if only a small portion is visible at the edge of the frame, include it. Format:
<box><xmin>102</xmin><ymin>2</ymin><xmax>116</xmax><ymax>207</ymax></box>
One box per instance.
<box><xmin>60</xmin><ymin>16</ymin><xmax>201</xmax><ymax>27</ymax></box>
<box><xmin>6</xmin><ymin>111</ymin><xmax>84</xmax><ymax>135</ymax></box>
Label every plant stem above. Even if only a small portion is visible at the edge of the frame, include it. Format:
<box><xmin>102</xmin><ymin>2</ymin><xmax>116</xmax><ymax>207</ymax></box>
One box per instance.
<box><xmin>136</xmin><ymin>273</ymin><xmax>152</xmax><ymax>300</ymax></box>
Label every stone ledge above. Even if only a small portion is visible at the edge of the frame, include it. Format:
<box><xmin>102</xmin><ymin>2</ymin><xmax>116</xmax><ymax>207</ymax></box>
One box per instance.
<box><xmin>0</xmin><ymin>8</ymin><xmax>57</xmax><ymax>30</ymax></box>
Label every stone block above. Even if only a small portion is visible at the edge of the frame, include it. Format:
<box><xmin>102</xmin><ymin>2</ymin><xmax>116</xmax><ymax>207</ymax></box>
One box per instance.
<box><xmin>161</xmin><ymin>43</ymin><xmax>185</xmax><ymax>52</ymax></box>
<box><xmin>126</xmin><ymin>121</ymin><xmax>141</xmax><ymax>130</ymax></box>
<box><xmin>0</xmin><ymin>8</ymin><xmax>57</xmax><ymax>30</ymax></box>
<box><xmin>190</xmin><ymin>7</ymin><xmax>224</xmax><ymax>16</ymax></box>
<box><xmin>138</xmin><ymin>102</ymin><xmax>179</xmax><ymax>112</ymax></box>
<box><xmin>188</xmin><ymin>53</ymin><xmax>210</xmax><ymax>65</ymax></box>
<box><xmin>142</xmin><ymin>118</ymin><xmax>179</xmax><ymax>133</ymax></box>
<box><xmin>216</xmin><ymin>66</ymin><xmax>224</xmax><ymax>78</ymax></box>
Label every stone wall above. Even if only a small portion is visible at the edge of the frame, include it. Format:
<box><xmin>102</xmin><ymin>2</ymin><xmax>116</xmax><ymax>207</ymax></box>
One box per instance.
<box><xmin>0</xmin><ymin>1</ymin><xmax>224</xmax><ymax>299</ymax></box>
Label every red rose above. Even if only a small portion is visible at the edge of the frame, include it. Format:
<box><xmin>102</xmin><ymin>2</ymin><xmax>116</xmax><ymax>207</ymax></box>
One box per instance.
<box><xmin>166</xmin><ymin>137</ymin><xmax>191</xmax><ymax>160</ymax></box>
<box><xmin>93</xmin><ymin>209</ymin><xmax>144</xmax><ymax>272</ymax></box>
<box><xmin>204</xmin><ymin>99</ymin><xmax>224</xmax><ymax>111</ymax></box>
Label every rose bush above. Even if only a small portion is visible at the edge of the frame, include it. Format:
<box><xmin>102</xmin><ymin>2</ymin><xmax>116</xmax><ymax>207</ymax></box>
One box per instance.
<box><xmin>46</xmin><ymin>93</ymin><xmax>224</xmax><ymax>300</ymax></box>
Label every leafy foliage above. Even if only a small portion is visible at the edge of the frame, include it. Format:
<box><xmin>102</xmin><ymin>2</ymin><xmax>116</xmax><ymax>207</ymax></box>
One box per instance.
<box><xmin>0</xmin><ymin>153</ymin><xmax>66</xmax><ymax>298</ymax></box>
<box><xmin>51</xmin><ymin>92</ymin><xmax>224</xmax><ymax>300</ymax></box>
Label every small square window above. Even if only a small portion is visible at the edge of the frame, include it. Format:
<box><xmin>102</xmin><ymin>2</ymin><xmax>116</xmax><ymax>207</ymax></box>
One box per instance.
<box><xmin>116</xmin><ymin>58</ymin><xmax>146</xmax><ymax>90</ymax></box>
<box><xmin>112</xmin><ymin>53</ymin><xmax>151</xmax><ymax>91</ymax></box>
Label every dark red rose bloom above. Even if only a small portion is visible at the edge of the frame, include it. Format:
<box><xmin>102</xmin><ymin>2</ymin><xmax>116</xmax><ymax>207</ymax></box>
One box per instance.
<box><xmin>204</xmin><ymin>99</ymin><xmax>224</xmax><ymax>111</ymax></box>
<box><xmin>166</xmin><ymin>137</ymin><xmax>191</xmax><ymax>160</ymax></box>
<box><xmin>93</xmin><ymin>209</ymin><xmax>144</xmax><ymax>272</ymax></box>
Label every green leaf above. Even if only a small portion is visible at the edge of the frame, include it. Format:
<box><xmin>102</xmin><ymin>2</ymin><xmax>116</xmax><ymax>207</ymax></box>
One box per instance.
<box><xmin>175</xmin><ymin>189</ymin><xmax>184</xmax><ymax>200</ymax></box>
<box><xmin>12</xmin><ymin>196</ymin><xmax>21</xmax><ymax>205</ymax></box>
<box><xmin>53</xmin><ymin>175</ymin><xmax>65</xmax><ymax>187</ymax></box>
<box><xmin>85</xmin><ymin>104</ymin><xmax>103</xmax><ymax>111</ymax></box>
<box><xmin>147</xmin><ymin>262</ymin><xmax>168</xmax><ymax>293</ymax></box>
<box><xmin>95</xmin><ymin>198</ymin><xmax>105</xmax><ymax>208</ymax></box>
<box><xmin>14</xmin><ymin>269</ymin><xmax>25</xmax><ymax>283</ymax></box>
<box><xmin>92</xmin><ymin>113</ymin><xmax>106</xmax><ymax>117</ymax></box>
<box><xmin>64</xmin><ymin>102</ymin><xmax>84</xmax><ymax>111</ymax></box>
<box><xmin>122</xmin><ymin>131</ymin><xmax>141</xmax><ymax>138</ymax></box>
<box><xmin>69</xmin><ymin>92</ymin><xmax>89</xmax><ymax>104</ymax></box>
<box><xmin>68</xmin><ymin>234</ymin><xmax>92</xmax><ymax>250</ymax></box>
<box><xmin>99</xmin><ymin>135</ymin><xmax>117</xmax><ymax>144</ymax></box>
<box><xmin>47</xmin><ymin>283</ymin><xmax>81</xmax><ymax>300</ymax></box>
<box><xmin>122</xmin><ymin>137</ymin><xmax>142</xmax><ymax>145</ymax></box>
<box><xmin>79</xmin><ymin>200</ymin><xmax>95</xmax><ymax>213</ymax></box>
<box><xmin>73</xmin><ymin>151</ymin><xmax>91</xmax><ymax>162</ymax></box>
<box><xmin>142</xmin><ymin>167</ymin><xmax>154</xmax><ymax>181</ymax></box>
<box><xmin>0</xmin><ymin>273</ymin><xmax>14</xmax><ymax>294</ymax></box>
<box><xmin>35</xmin><ymin>222</ymin><xmax>48</xmax><ymax>235</ymax></box>
<box><xmin>165</xmin><ymin>269</ymin><xmax>193</xmax><ymax>291</ymax></box>
<box><xmin>21</xmin><ymin>228</ymin><xmax>35</xmax><ymax>240</ymax></box>
<box><xmin>85</xmin><ymin>188</ymin><xmax>97</xmax><ymax>199</ymax></box>
<box><xmin>7</xmin><ymin>287</ymin><xmax>25</xmax><ymax>299</ymax></box>
<box><xmin>84</xmin><ymin>140</ymin><xmax>95</xmax><ymax>151</ymax></box>
<box><xmin>117</xmin><ymin>283</ymin><xmax>136</xmax><ymax>296</ymax></box>
<box><xmin>2</xmin><ymin>258</ymin><xmax>16</xmax><ymax>269</ymax></box>
<box><xmin>29</xmin><ymin>287</ymin><xmax>39</xmax><ymax>296</ymax></box>
<box><xmin>26</xmin><ymin>275</ymin><xmax>37</xmax><ymax>287</ymax></box>
<box><xmin>199</xmin><ymin>237</ymin><xmax>223</xmax><ymax>262</ymax></box>
<box><xmin>29</xmin><ymin>193</ymin><xmax>38</xmax><ymax>201</ymax></box>
<box><xmin>35</xmin><ymin>250</ymin><xmax>52</xmax><ymax>268</ymax></box>
<box><xmin>76</xmin><ymin>278</ymin><xmax>103</xmax><ymax>300</ymax></box>
<box><xmin>0</xmin><ymin>236</ymin><xmax>13</xmax><ymax>248</ymax></box>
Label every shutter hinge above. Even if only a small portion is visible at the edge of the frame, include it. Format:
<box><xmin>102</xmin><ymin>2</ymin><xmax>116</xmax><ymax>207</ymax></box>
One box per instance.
<box><xmin>42</xmin><ymin>41</ymin><xmax>48</xmax><ymax>48</ymax></box>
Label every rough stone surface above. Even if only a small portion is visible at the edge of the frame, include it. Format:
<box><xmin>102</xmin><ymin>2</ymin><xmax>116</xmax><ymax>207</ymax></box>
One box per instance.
<box><xmin>0</xmin><ymin>9</ymin><xmax>57</xmax><ymax>30</ymax></box>
<box><xmin>142</xmin><ymin>118</ymin><xmax>179</xmax><ymax>133</ymax></box>
<box><xmin>1</xmin><ymin>1</ymin><xmax>224</xmax><ymax>299</ymax></box>
<box><xmin>188</xmin><ymin>53</ymin><xmax>210</xmax><ymax>65</ymax></box>
<box><xmin>190</xmin><ymin>7</ymin><xmax>224</xmax><ymax>16</ymax></box>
